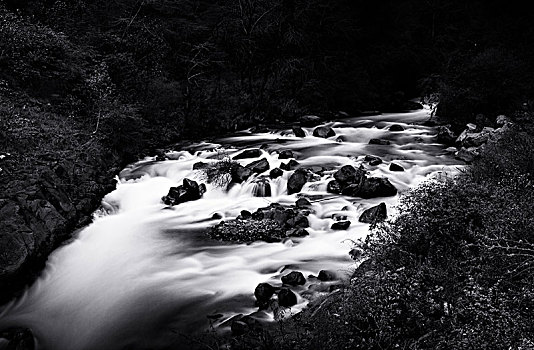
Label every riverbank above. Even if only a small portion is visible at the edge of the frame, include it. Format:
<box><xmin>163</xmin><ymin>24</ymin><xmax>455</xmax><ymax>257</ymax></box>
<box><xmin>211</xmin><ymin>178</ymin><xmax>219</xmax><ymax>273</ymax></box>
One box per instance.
<box><xmin>226</xmin><ymin>112</ymin><xmax>534</xmax><ymax>349</ymax></box>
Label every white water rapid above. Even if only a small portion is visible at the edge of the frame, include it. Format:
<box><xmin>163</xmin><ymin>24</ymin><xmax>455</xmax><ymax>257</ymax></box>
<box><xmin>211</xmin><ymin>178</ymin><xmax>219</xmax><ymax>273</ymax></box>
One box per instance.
<box><xmin>0</xmin><ymin>109</ymin><xmax>462</xmax><ymax>349</ymax></box>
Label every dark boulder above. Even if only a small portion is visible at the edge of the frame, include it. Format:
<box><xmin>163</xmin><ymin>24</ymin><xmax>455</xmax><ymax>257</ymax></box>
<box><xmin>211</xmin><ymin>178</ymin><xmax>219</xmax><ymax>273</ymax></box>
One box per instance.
<box><xmin>334</xmin><ymin>165</ymin><xmax>365</xmax><ymax>186</ymax></box>
<box><xmin>280</xmin><ymin>159</ymin><xmax>300</xmax><ymax>171</ymax></box>
<box><xmin>162</xmin><ymin>178</ymin><xmax>205</xmax><ymax>206</ymax></box>
<box><xmin>233</xmin><ymin>149</ymin><xmax>262</xmax><ymax>160</ymax></box>
<box><xmin>281</xmin><ymin>271</ymin><xmax>306</xmax><ymax>286</ymax></box>
<box><xmin>278</xmin><ymin>288</ymin><xmax>298</xmax><ymax>307</ymax></box>
<box><xmin>342</xmin><ymin>178</ymin><xmax>397</xmax><ymax>199</ymax></box>
<box><xmin>295</xmin><ymin>197</ymin><xmax>312</xmax><ymax>208</ymax></box>
<box><xmin>327</xmin><ymin>180</ymin><xmax>342</xmax><ymax>194</ymax></box>
<box><xmin>389</xmin><ymin>124</ymin><xmax>405</xmax><ymax>131</ymax></box>
<box><xmin>239</xmin><ymin>210</ymin><xmax>252</xmax><ymax>220</ymax></box>
<box><xmin>359</xmin><ymin>202</ymin><xmax>387</xmax><ymax>223</ymax></box>
<box><xmin>278</xmin><ymin>150</ymin><xmax>294</xmax><ymax>159</ymax></box>
<box><xmin>269</xmin><ymin>168</ymin><xmax>283</xmax><ymax>179</ymax></box>
<box><xmin>389</xmin><ymin>163</ymin><xmax>404</xmax><ymax>171</ymax></box>
<box><xmin>364</xmin><ymin>155</ymin><xmax>382</xmax><ymax>166</ymax></box>
<box><xmin>292</xmin><ymin>126</ymin><xmax>306</xmax><ymax>137</ymax></box>
<box><xmin>231</xmin><ymin>164</ymin><xmax>253</xmax><ymax>183</ymax></box>
<box><xmin>369</xmin><ymin>138</ymin><xmax>390</xmax><ymax>145</ymax></box>
<box><xmin>254</xmin><ymin>283</ymin><xmax>275</xmax><ymax>306</ymax></box>
<box><xmin>246</xmin><ymin>158</ymin><xmax>270</xmax><ymax>174</ymax></box>
<box><xmin>287</xmin><ymin>169</ymin><xmax>308</xmax><ymax>194</ymax></box>
<box><xmin>313</xmin><ymin>126</ymin><xmax>336</xmax><ymax>138</ymax></box>
<box><xmin>318</xmin><ymin>270</ymin><xmax>338</xmax><ymax>281</ymax></box>
<box><xmin>299</xmin><ymin>115</ymin><xmax>322</xmax><ymax>127</ymax></box>
<box><xmin>331</xmin><ymin>221</ymin><xmax>351</xmax><ymax>230</ymax></box>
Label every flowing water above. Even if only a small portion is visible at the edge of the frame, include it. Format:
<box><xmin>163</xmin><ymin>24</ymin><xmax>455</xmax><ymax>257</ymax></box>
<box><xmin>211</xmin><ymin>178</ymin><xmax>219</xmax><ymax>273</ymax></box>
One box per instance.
<box><xmin>0</xmin><ymin>109</ymin><xmax>462</xmax><ymax>349</ymax></box>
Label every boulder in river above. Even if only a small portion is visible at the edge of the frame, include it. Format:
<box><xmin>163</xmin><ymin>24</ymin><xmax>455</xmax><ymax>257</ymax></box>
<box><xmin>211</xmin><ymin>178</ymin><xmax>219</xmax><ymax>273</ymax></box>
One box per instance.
<box><xmin>278</xmin><ymin>150</ymin><xmax>294</xmax><ymax>159</ymax></box>
<box><xmin>343</xmin><ymin>177</ymin><xmax>397</xmax><ymax>199</ymax></box>
<box><xmin>327</xmin><ymin>180</ymin><xmax>342</xmax><ymax>194</ymax></box>
<box><xmin>359</xmin><ymin>202</ymin><xmax>387</xmax><ymax>223</ymax></box>
<box><xmin>281</xmin><ymin>271</ymin><xmax>306</xmax><ymax>286</ymax></box>
<box><xmin>389</xmin><ymin>163</ymin><xmax>404</xmax><ymax>171</ymax></box>
<box><xmin>162</xmin><ymin>178</ymin><xmax>206</xmax><ymax>206</ymax></box>
<box><xmin>295</xmin><ymin>197</ymin><xmax>312</xmax><ymax>208</ymax></box>
<box><xmin>255</xmin><ymin>283</ymin><xmax>275</xmax><ymax>307</ymax></box>
<box><xmin>246</xmin><ymin>158</ymin><xmax>270</xmax><ymax>174</ymax></box>
<box><xmin>280</xmin><ymin>159</ymin><xmax>300</xmax><ymax>171</ymax></box>
<box><xmin>455</xmin><ymin>147</ymin><xmax>481</xmax><ymax>163</ymax></box>
<box><xmin>364</xmin><ymin>155</ymin><xmax>382</xmax><ymax>166</ymax></box>
<box><xmin>331</xmin><ymin>221</ymin><xmax>351</xmax><ymax>230</ymax></box>
<box><xmin>286</xmin><ymin>228</ymin><xmax>309</xmax><ymax>237</ymax></box>
<box><xmin>269</xmin><ymin>168</ymin><xmax>283</xmax><ymax>179</ymax></box>
<box><xmin>278</xmin><ymin>288</ymin><xmax>298</xmax><ymax>307</ymax></box>
<box><xmin>369</xmin><ymin>138</ymin><xmax>391</xmax><ymax>145</ymax></box>
<box><xmin>287</xmin><ymin>169</ymin><xmax>308</xmax><ymax>194</ymax></box>
<box><xmin>334</xmin><ymin>165</ymin><xmax>365</xmax><ymax>186</ymax></box>
<box><xmin>318</xmin><ymin>270</ymin><xmax>338</xmax><ymax>281</ymax></box>
<box><xmin>233</xmin><ymin>149</ymin><xmax>262</xmax><ymax>160</ymax></box>
<box><xmin>313</xmin><ymin>126</ymin><xmax>336</xmax><ymax>138</ymax></box>
<box><xmin>292</xmin><ymin>126</ymin><xmax>306</xmax><ymax>137</ymax></box>
<box><xmin>389</xmin><ymin>124</ymin><xmax>405</xmax><ymax>131</ymax></box>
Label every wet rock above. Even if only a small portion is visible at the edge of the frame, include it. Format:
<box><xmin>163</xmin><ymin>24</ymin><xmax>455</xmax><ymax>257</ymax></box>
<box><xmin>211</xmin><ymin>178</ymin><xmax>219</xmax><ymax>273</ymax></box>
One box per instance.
<box><xmin>389</xmin><ymin>163</ymin><xmax>404</xmax><ymax>171</ymax></box>
<box><xmin>278</xmin><ymin>288</ymin><xmax>298</xmax><ymax>307</ymax></box>
<box><xmin>239</xmin><ymin>210</ymin><xmax>252</xmax><ymax>220</ymax></box>
<box><xmin>342</xmin><ymin>177</ymin><xmax>397</xmax><ymax>199</ymax></box>
<box><xmin>292</xmin><ymin>126</ymin><xmax>306</xmax><ymax>137</ymax></box>
<box><xmin>287</xmin><ymin>169</ymin><xmax>308</xmax><ymax>194</ymax></box>
<box><xmin>331</xmin><ymin>221</ymin><xmax>351</xmax><ymax>230</ymax></box>
<box><xmin>313</xmin><ymin>126</ymin><xmax>336</xmax><ymax>138</ymax></box>
<box><xmin>364</xmin><ymin>155</ymin><xmax>382</xmax><ymax>166</ymax></box>
<box><xmin>269</xmin><ymin>168</ymin><xmax>283</xmax><ymax>179</ymax></box>
<box><xmin>209</xmin><ymin>203</ymin><xmax>311</xmax><ymax>243</ymax></box>
<box><xmin>369</xmin><ymin>138</ymin><xmax>390</xmax><ymax>145</ymax></box>
<box><xmin>444</xmin><ymin>147</ymin><xmax>457</xmax><ymax>153</ymax></box>
<box><xmin>295</xmin><ymin>197</ymin><xmax>312</xmax><ymax>208</ymax></box>
<box><xmin>281</xmin><ymin>271</ymin><xmax>306</xmax><ymax>286</ymax></box>
<box><xmin>162</xmin><ymin>178</ymin><xmax>206</xmax><ymax>206</ymax></box>
<box><xmin>349</xmin><ymin>248</ymin><xmax>363</xmax><ymax>260</ymax></box>
<box><xmin>318</xmin><ymin>270</ymin><xmax>338</xmax><ymax>281</ymax></box>
<box><xmin>286</xmin><ymin>228</ymin><xmax>309</xmax><ymax>237</ymax></box>
<box><xmin>231</xmin><ymin>164</ymin><xmax>253</xmax><ymax>183</ymax></box>
<box><xmin>436</xmin><ymin>125</ymin><xmax>456</xmax><ymax>145</ymax></box>
<box><xmin>280</xmin><ymin>159</ymin><xmax>300</xmax><ymax>171</ymax></box>
<box><xmin>332</xmin><ymin>213</ymin><xmax>348</xmax><ymax>221</ymax></box>
<box><xmin>457</xmin><ymin>127</ymin><xmax>493</xmax><ymax>148</ymax></box>
<box><xmin>334</xmin><ymin>165</ymin><xmax>365</xmax><ymax>186</ymax></box>
<box><xmin>389</xmin><ymin>124</ymin><xmax>405</xmax><ymax>131</ymax></box>
<box><xmin>299</xmin><ymin>115</ymin><xmax>322</xmax><ymax>127</ymax></box>
<box><xmin>231</xmin><ymin>321</ymin><xmax>249</xmax><ymax>336</ymax></box>
<box><xmin>359</xmin><ymin>202</ymin><xmax>387</xmax><ymax>223</ymax></box>
<box><xmin>255</xmin><ymin>283</ymin><xmax>275</xmax><ymax>306</ymax></box>
<box><xmin>278</xmin><ymin>150</ymin><xmax>294</xmax><ymax>159</ymax></box>
<box><xmin>212</xmin><ymin>213</ymin><xmax>223</xmax><ymax>220</ymax></box>
<box><xmin>246</xmin><ymin>158</ymin><xmax>270</xmax><ymax>174</ymax></box>
<box><xmin>233</xmin><ymin>149</ymin><xmax>262</xmax><ymax>160</ymax></box>
<box><xmin>327</xmin><ymin>180</ymin><xmax>342</xmax><ymax>194</ymax></box>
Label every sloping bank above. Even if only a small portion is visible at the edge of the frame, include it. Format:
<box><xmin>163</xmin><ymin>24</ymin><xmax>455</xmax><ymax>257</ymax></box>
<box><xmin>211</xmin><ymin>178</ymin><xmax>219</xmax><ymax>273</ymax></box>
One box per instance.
<box><xmin>229</xmin><ymin>112</ymin><xmax>534</xmax><ymax>349</ymax></box>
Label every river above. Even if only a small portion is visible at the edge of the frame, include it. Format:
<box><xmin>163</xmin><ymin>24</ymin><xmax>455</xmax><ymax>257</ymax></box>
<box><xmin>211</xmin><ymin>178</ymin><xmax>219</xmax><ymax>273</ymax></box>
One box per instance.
<box><xmin>0</xmin><ymin>108</ymin><xmax>461</xmax><ymax>349</ymax></box>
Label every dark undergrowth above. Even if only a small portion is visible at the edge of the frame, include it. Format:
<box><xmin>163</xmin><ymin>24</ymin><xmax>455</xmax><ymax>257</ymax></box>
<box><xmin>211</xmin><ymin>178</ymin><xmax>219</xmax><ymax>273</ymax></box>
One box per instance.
<box><xmin>224</xmin><ymin>118</ymin><xmax>534</xmax><ymax>349</ymax></box>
